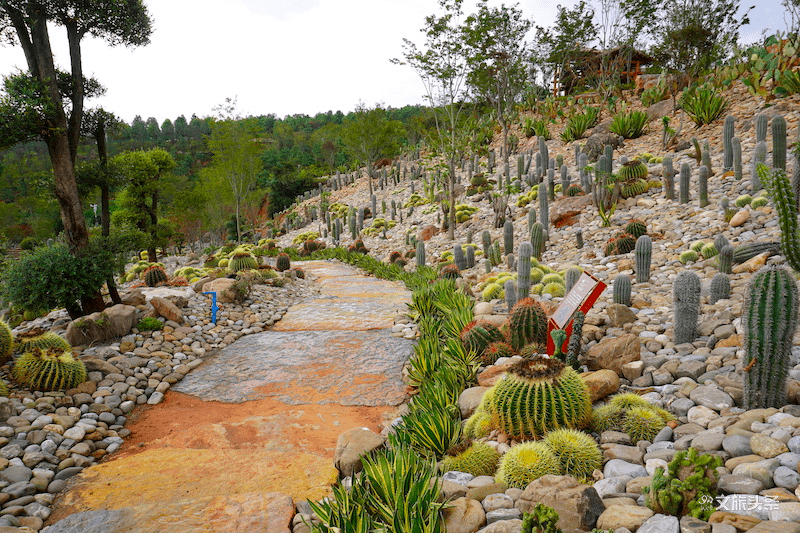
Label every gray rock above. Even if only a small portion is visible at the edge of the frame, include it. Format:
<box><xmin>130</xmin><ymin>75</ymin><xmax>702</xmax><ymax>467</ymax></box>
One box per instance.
<box><xmin>592</xmin><ymin>476</ymin><xmax>632</xmax><ymax>498</ymax></box>
<box><xmin>669</xmin><ymin>398</ymin><xmax>695</xmax><ymax>417</ymax></box>
<box><xmin>776</xmin><ymin>452</ymin><xmax>800</xmax><ymax>470</ymax></box>
<box><xmin>638</xmin><ymin>513</ymin><xmax>679</xmax><ymax>533</ymax></box>
<box><xmin>0</xmin><ymin>466</ymin><xmax>32</xmax><ymax>485</ymax></box>
<box><xmin>485</xmin><ymin>508</ymin><xmax>522</xmax><ymax>524</ymax></box>
<box><xmin>679</xmin><ymin>514</ymin><xmax>711</xmax><ymax>533</ymax></box>
<box><xmin>773</xmin><ymin>466</ymin><xmax>800</xmax><ymax>491</ymax></box>
<box><xmin>769</xmin><ymin>502</ymin><xmax>800</xmax><ymax>523</ymax></box>
<box><xmin>477</xmin><ymin>519</ymin><xmax>522</xmax><ymax>533</ymax></box>
<box><xmin>604</xmin><ymin>459</ymin><xmax>647</xmax><ymax>479</ymax></box>
<box><xmin>442</xmin><ymin>471</ymin><xmax>474</xmax><ymax>486</ymax></box>
<box><xmin>717</xmin><ymin>474</ymin><xmax>765</xmax><ymax>494</ymax></box>
<box><xmin>691</xmin><ymin>432</ymin><xmax>725</xmax><ymax>452</ymax></box>
<box><xmin>722</xmin><ymin>435</ymin><xmax>752</xmax><ymax>457</ymax></box>
<box><xmin>482</xmin><ymin>493</ymin><xmax>513</xmax><ymax>512</ymax></box>
<box><xmin>788</xmin><ymin>435</ymin><xmax>800</xmax><ymax>455</ymax></box>
<box><xmin>717</xmin><ymin>494</ymin><xmax>775</xmax><ymax>520</ymax></box>
<box><xmin>689</xmin><ymin>386</ymin><xmax>734</xmax><ymax>411</ymax></box>
<box><xmin>732</xmin><ymin>458</ymin><xmax>780</xmax><ymax>489</ymax></box>
<box><xmin>41</xmin><ymin>509</ymin><xmax>133</xmax><ymax>533</ymax></box>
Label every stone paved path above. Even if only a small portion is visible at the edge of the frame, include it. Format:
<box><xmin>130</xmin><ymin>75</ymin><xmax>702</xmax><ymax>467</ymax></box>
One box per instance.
<box><xmin>43</xmin><ymin>261</ymin><xmax>413</xmax><ymax>533</ymax></box>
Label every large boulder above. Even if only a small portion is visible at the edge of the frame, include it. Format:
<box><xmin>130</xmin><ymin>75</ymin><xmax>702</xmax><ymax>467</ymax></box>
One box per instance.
<box><xmin>333</xmin><ymin>427</ymin><xmax>385</xmax><ymax>478</ymax></box>
<box><xmin>549</xmin><ymin>195</ymin><xmax>592</xmax><ymax>227</ymax></box>
<box><xmin>583</xmin><ymin>334</ymin><xmax>641</xmax><ymax>376</ymax></box>
<box><xmin>64</xmin><ymin>305</ymin><xmax>136</xmax><ymax>347</ymax></box>
<box><xmin>203</xmin><ymin>278</ymin><xmax>238</xmax><ymax>304</ymax></box>
<box><xmin>582</xmin><ymin>369</ymin><xmax>621</xmax><ymax>402</ymax></box>
<box><xmin>150</xmin><ymin>297</ymin><xmax>184</xmax><ymax>324</ymax></box>
<box><xmin>442</xmin><ymin>497</ymin><xmax>486</xmax><ymax>533</ymax></box>
<box><xmin>515</xmin><ymin>475</ymin><xmax>605</xmax><ymax>533</ymax></box>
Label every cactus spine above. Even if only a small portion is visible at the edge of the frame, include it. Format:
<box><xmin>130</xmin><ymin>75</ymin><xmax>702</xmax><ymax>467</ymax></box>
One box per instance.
<box><xmin>679</xmin><ymin>162</ymin><xmax>691</xmax><ymax>204</ymax></box>
<box><xmin>613</xmin><ymin>274</ymin><xmax>632</xmax><ymax>306</ymax></box>
<box><xmin>528</xmin><ymin>207</ymin><xmax>537</xmax><ymax>230</ymax></box>
<box><xmin>759</xmin><ymin>164</ymin><xmax>800</xmax><ymax>272</ymax></box>
<box><xmin>743</xmin><ymin>265</ymin><xmax>799</xmax><ymax>409</ymax></box>
<box><xmin>635</xmin><ymin>235</ymin><xmax>652</xmax><ymax>283</ymax></box>
<box><xmin>698</xmin><ymin>165</ymin><xmax>709</xmax><ymax>207</ymax></box>
<box><xmin>560</xmin><ymin>164</ymin><xmax>569</xmax><ymax>196</ymax></box>
<box><xmin>517</xmin><ymin>242</ymin><xmax>532</xmax><ymax>300</ymax></box>
<box><xmin>753</xmin><ymin>140</ymin><xmax>767</xmax><ymax>191</ymax></box>
<box><xmin>503</xmin><ymin>220</ymin><xmax>514</xmax><ymax>257</ymax></box>
<box><xmin>718</xmin><ymin>244</ymin><xmax>733</xmax><ymax>274</ymax></box>
<box><xmin>709</xmin><ymin>273</ymin><xmax>731</xmax><ymax>304</ymax></box>
<box><xmin>673</xmin><ymin>271</ymin><xmax>701</xmax><ymax>345</ymax></box>
<box><xmin>702</xmin><ymin>141</ymin><xmax>713</xmax><ymax>175</ymax></box>
<box><xmin>0</xmin><ymin>319</ymin><xmax>13</xmax><ymax>364</ymax></box>
<box><xmin>538</xmin><ymin>136</ymin><xmax>548</xmax><ymax>168</ymax></box>
<box><xmin>530</xmin><ymin>222</ymin><xmax>545</xmax><ymax>260</ymax></box>
<box><xmin>723</xmin><ymin>114</ymin><xmax>735</xmax><ymax>171</ymax></box>
<box><xmin>276</xmin><ymin>253</ymin><xmax>291</xmax><ymax>272</ymax></box>
<box><xmin>773</xmin><ymin>115</ymin><xmax>787</xmax><ymax>171</ymax></box>
<box><xmin>508</xmin><ymin>297</ymin><xmax>549</xmax><ymax>350</ymax></box>
<box><xmin>566</xmin><ymin>310</ymin><xmax>584</xmax><ymax>370</ymax></box>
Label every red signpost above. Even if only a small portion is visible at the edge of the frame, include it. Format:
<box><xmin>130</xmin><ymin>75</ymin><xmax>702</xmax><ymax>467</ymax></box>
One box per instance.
<box><xmin>547</xmin><ymin>271</ymin><xmax>607</xmax><ymax>356</ymax></box>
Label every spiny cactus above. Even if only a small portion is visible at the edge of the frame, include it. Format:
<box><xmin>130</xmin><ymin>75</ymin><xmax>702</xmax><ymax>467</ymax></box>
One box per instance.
<box><xmin>416</xmin><ymin>240</ymin><xmax>426</xmax><ymax>268</ymax></box>
<box><xmin>625</xmin><ymin>219</ymin><xmax>647</xmax><ymax>239</ymax></box>
<box><xmin>759</xmin><ymin>164</ymin><xmax>800</xmax><ymax>272</ymax></box>
<box><xmin>643</xmin><ymin>448</ymin><xmax>722</xmax><ymax>520</ymax></box>
<box><xmin>453</xmin><ymin>245</ymin><xmax>467</xmax><ymax>271</ymax></box>
<box><xmin>564</xmin><ymin>267</ymin><xmax>582</xmax><ymax>294</ymax></box>
<box><xmin>700</xmin><ymin>243</ymin><xmax>718</xmax><ymax>259</ymax></box>
<box><xmin>0</xmin><ymin>319</ymin><xmax>12</xmax><ymax>364</ymax></box>
<box><xmin>528</xmin><ymin>206</ymin><xmax>537</xmax><ymax>229</ymax></box>
<box><xmin>461</xmin><ymin>320</ymin><xmax>505</xmax><ymax>357</ymax></box>
<box><xmin>709</xmin><ymin>273</ymin><xmax>731</xmax><ymax>304</ymax></box>
<box><xmin>698</xmin><ymin>165</ymin><xmax>709</xmax><ymax>207</ymax></box>
<box><xmin>702</xmin><ymin>141</ymin><xmax>713</xmax><ymax>175</ymax></box>
<box><xmin>508</xmin><ymin>297</ymin><xmax>548</xmax><ymax>351</ymax></box>
<box><xmin>622</xmin><ymin>406</ymin><xmax>665</xmax><ymax>443</ymax></box>
<box><xmin>752</xmin><ymin>140</ymin><xmax>767</xmax><ymax>191</ymax></box>
<box><xmin>732</xmin><ymin>137</ymin><xmax>742</xmax><ymax>181</ymax></box>
<box><xmin>466</xmin><ymin>245</ymin><xmax>475</xmax><ymax>268</ymax></box>
<box><xmin>773</xmin><ymin>115</ymin><xmax>787</xmax><ymax>171</ymax></box>
<box><xmin>12</xmin><ymin>347</ymin><xmax>87</xmax><ymax>392</ymax></box>
<box><xmin>487</xmin><ymin>357</ymin><xmax>592</xmax><ymax>440</ymax></box>
<box><xmin>575</xmin><ymin>228</ymin><xmax>583</xmax><ymax>249</ymax></box>
<box><xmin>15</xmin><ymin>332</ymin><xmax>71</xmax><ymax>355</ymax></box>
<box><xmin>441</xmin><ymin>441</ymin><xmax>501</xmax><ymax>477</ymax></box>
<box><xmin>531</xmin><ymin>222</ymin><xmax>545</xmax><ymax>260</ymax></box>
<box><xmin>504</xmin><ymin>220</ymin><xmax>514</xmax><ymax>257</ymax></box>
<box><xmin>679</xmin><ymin>162</ymin><xmax>691</xmax><ymax>204</ymax></box>
<box><xmin>551</xmin><ymin>329</ymin><xmax>568</xmax><ymax>361</ymax></box>
<box><xmin>619</xmin><ymin>160</ymin><xmax>648</xmax><ymax>181</ymax></box>
<box><xmin>517</xmin><ymin>242</ymin><xmax>533</xmax><ymax>300</ymax></box>
<box><xmin>439</xmin><ymin>263</ymin><xmax>460</xmax><ymax>279</ymax></box>
<box><xmin>663</xmin><ymin>156</ymin><xmax>675</xmax><ymax>200</ymax></box>
<box><xmin>718</xmin><ymin>244</ymin><xmax>733</xmax><ymax>274</ymax></box>
<box><xmin>275</xmin><ymin>252</ymin><xmax>291</xmax><ymax>272</ymax></box>
<box><xmin>635</xmin><ymin>235</ymin><xmax>652</xmax><ymax>283</ymax></box>
<box><xmin>505</xmin><ymin>279</ymin><xmax>517</xmax><ymax>312</ymax></box>
<box><xmin>733</xmin><ymin>241</ymin><xmax>781</xmax><ymax>264</ymax></box>
<box><xmin>229</xmin><ymin>252</ymin><xmax>258</xmax><ymax>272</ymax></box>
<box><xmin>542</xmin><ymin>428</ymin><xmax>602</xmax><ymax>480</ymax></box>
<box><xmin>482</xmin><ymin>341</ymin><xmax>514</xmax><ymax>366</ymax></box>
<box><xmin>743</xmin><ymin>265</ymin><xmax>799</xmax><ymax>409</ymax></box>
<box><xmin>673</xmin><ymin>271</ymin><xmax>701</xmax><ymax>345</ymax></box>
<box><xmin>142</xmin><ymin>265</ymin><xmax>168</xmax><ymax>287</ymax></box>
<box><xmin>538</xmin><ymin>183</ymin><xmax>549</xmax><ymax>233</ymax></box>
<box><xmin>496</xmin><ymin>441</ymin><xmax>562</xmax><ymax>489</ymax></box>
<box><xmin>723</xmin><ymin>114</ymin><xmax>735</xmax><ymax>171</ymax></box>
<box><xmin>566</xmin><ymin>310</ymin><xmax>584</xmax><ymax>370</ymax></box>
<box><xmin>613</xmin><ymin>274</ymin><xmax>632</xmax><ymax>306</ymax></box>
<box><xmin>615</xmin><ymin>232</ymin><xmax>636</xmax><ymax>254</ymax></box>
<box><xmin>713</xmin><ymin>235</ymin><xmax>730</xmax><ymax>251</ymax></box>
<box><xmin>755</xmin><ymin>112</ymin><xmax>767</xmax><ymax>143</ymax></box>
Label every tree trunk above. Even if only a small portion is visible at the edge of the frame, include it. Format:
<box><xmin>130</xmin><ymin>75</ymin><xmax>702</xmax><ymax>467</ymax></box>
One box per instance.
<box><xmin>447</xmin><ymin>157</ymin><xmax>456</xmax><ymax>240</ymax></box>
<box><xmin>147</xmin><ymin>191</ymin><xmax>158</xmax><ymax>262</ymax></box>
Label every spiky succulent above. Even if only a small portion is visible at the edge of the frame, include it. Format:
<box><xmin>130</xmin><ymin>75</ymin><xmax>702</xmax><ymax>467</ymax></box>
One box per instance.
<box><xmin>507</xmin><ymin>297</ymin><xmax>548</xmax><ymax>351</ymax></box>
<box><xmin>439</xmin><ymin>263</ymin><xmax>461</xmax><ymax>279</ymax></box>
<box><xmin>481</xmin><ymin>341</ymin><xmax>513</xmax><ymax>366</ymax></box>
<box><xmin>15</xmin><ymin>332</ymin><xmax>71</xmax><ymax>354</ymax></box>
<box><xmin>0</xmin><ymin>319</ymin><xmax>13</xmax><ymax>364</ymax></box>
<box><xmin>142</xmin><ymin>265</ymin><xmax>168</xmax><ymax>287</ymax></box>
<box><xmin>543</xmin><ymin>428</ymin><xmax>602</xmax><ymax>480</ymax></box>
<box><xmin>615</xmin><ymin>232</ymin><xmax>637</xmax><ymax>254</ymax></box>
<box><xmin>12</xmin><ymin>347</ymin><xmax>87</xmax><ymax>392</ymax></box>
<box><xmin>276</xmin><ymin>253</ymin><xmax>291</xmax><ymax>272</ymax></box>
<box><xmin>542</xmin><ymin>282</ymin><xmax>565</xmax><ymax>297</ymax></box>
<box><xmin>679</xmin><ymin>250</ymin><xmax>699</xmax><ymax>264</ymax></box>
<box><xmin>486</xmin><ymin>356</ymin><xmax>591</xmax><ymax>439</ymax></box>
<box><xmin>619</xmin><ymin>160</ymin><xmax>648</xmax><ymax>181</ymax></box>
<box><xmin>441</xmin><ymin>441</ymin><xmax>501</xmax><ymax>477</ymax></box>
<box><xmin>592</xmin><ymin>393</ymin><xmax>673</xmax><ymax>442</ymax></box>
<box><xmin>229</xmin><ymin>252</ymin><xmax>258</xmax><ymax>272</ymax></box>
<box><xmin>625</xmin><ymin>219</ymin><xmax>647</xmax><ymax>239</ymax></box>
<box><xmin>496</xmin><ymin>442</ymin><xmax>562</xmax><ymax>488</ymax></box>
<box><xmin>622</xmin><ymin>407</ymin><xmax>666</xmax><ymax>442</ymax></box>
<box><xmin>461</xmin><ymin>321</ymin><xmax>505</xmax><ymax>357</ymax></box>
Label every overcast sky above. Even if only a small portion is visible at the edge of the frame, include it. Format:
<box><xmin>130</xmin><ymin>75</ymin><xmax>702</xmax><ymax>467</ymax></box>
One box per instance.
<box><xmin>0</xmin><ymin>0</ymin><xmax>790</xmax><ymax>125</ymax></box>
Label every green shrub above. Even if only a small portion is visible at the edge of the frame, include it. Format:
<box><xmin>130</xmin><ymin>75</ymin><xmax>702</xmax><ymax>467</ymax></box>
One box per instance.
<box><xmin>137</xmin><ymin>317</ymin><xmax>163</xmax><ymax>331</ymax></box>
<box><xmin>0</xmin><ymin>243</ymin><xmax>110</xmax><ymax>318</ymax></box>
<box><xmin>681</xmin><ymin>84</ymin><xmax>728</xmax><ymax>126</ymax></box>
<box><xmin>560</xmin><ymin>107</ymin><xmax>599</xmax><ymax>142</ymax></box>
<box><xmin>522</xmin><ymin>117</ymin><xmax>551</xmax><ymax>140</ymax></box>
<box><xmin>609</xmin><ymin>110</ymin><xmax>649</xmax><ymax>139</ymax></box>
<box><xmin>19</xmin><ymin>237</ymin><xmax>38</xmax><ymax>251</ymax></box>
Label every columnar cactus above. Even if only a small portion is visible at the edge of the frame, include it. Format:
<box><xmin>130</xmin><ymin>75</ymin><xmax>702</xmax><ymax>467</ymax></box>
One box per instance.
<box><xmin>517</xmin><ymin>154</ymin><xmax>525</xmax><ymax>179</ymax></box>
<box><xmin>755</xmin><ymin>113</ymin><xmax>768</xmax><ymax>143</ymax></box>
<box><xmin>517</xmin><ymin>242</ymin><xmax>533</xmax><ymax>300</ymax></box>
<box><xmin>357</xmin><ymin>207</ymin><xmax>365</xmax><ymax>231</ymax></box>
<box><xmin>538</xmin><ymin>183</ymin><xmax>549</xmax><ymax>233</ymax></box>
<box><xmin>528</xmin><ymin>207</ymin><xmax>537</xmax><ymax>230</ymax></box>
<box><xmin>349</xmin><ymin>214</ymin><xmax>357</xmax><ymax>239</ymax></box>
<box><xmin>530</xmin><ymin>222</ymin><xmax>545</xmax><ymax>260</ymax></box>
<box><xmin>576</xmin><ymin>228</ymin><xmax>583</xmax><ymax>249</ymax></box>
<box><xmin>564</xmin><ymin>267</ymin><xmax>582</xmax><ymax>294</ymax></box>
<box><xmin>0</xmin><ymin>319</ymin><xmax>13</xmax><ymax>364</ymax></box>
<box><xmin>679</xmin><ymin>162</ymin><xmax>691</xmax><ymax>204</ymax></box>
<box><xmin>718</xmin><ymin>244</ymin><xmax>733</xmax><ymax>274</ymax></box>
<box><xmin>453</xmin><ymin>244</ymin><xmax>467</xmax><ymax>271</ymax></box>
<box><xmin>773</xmin><ymin>115</ymin><xmax>787</xmax><ymax>171</ymax></box>
<box><xmin>702</xmin><ymin>141</ymin><xmax>713</xmax><ymax>175</ymax></box>
<box><xmin>416</xmin><ymin>240</ymin><xmax>426</xmax><ymax>268</ymax></box>
<box><xmin>723</xmin><ymin>114</ymin><xmax>735</xmax><ymax>171</ymax></box>
<box><xmin>673</xmin><ymin>271</ymin><xmax>701</xmax><ymax>345</ymax></box>
<box><xmin>466</xmin><ymin>245</ymin><xmax>475</xmax><ymax>269</ymax></box>
<box><xmin>698</xmin><ymin>165</ymin><xmax>709</xmax><ymax>207</ymax></box>
<box><xmin>613</xmin><ymin>274</ymin><xmax>632</xmax><ymax>306</ymax></box>
<box><xmin>759</xmin><ymin>164</ymin><xmax>800</xmax><ymax>272</ymax></box>
<box><xmin>481</xmin><ymin>230</ymin><xmax>492</xmax><ymax>260</ymax></box>
<box><xmin>547</xmin><ymin>169</ymin><xmax>555</xmax><ymax>201</ymax></box>
<box><xmin>752</xmin><ymin>141</ymin><xmax>767</xmax><ymax>191</ymax></box>
<box><xmin>743</xmin><ymin>265</ymin><xmax>799</xmax><ymax>409</ymax></box>
<box><xmin>560</xmin><ymin>165</ymin><xmax>569</xmax><ymax>197</ymax></box>
<box><xmin>709</xmin><ymin>273</ymin><xmax>731</xmax><ymax>304</ymax></box>
<box><xmin>732</xmin><ymin>137</ymin><xmax>742</xmax><ymax>181</ymax></box>
<box><xmin>505</xmin><ymin>279</ymin><xmax>517</xmax><ymax>312</ymax></box>
<box><xmin>566</xmin><ymin>311</ymin><xmax>584</xmax><ymax>370</ymax></box>
<box><xmin>503</xmin><ymin>220</ymin><xmax>514</xmax><ymax>257</ymax></box>
<box><xmin>663</xmin><ymin>156</ymin><xmax>675</xmax><ymax>200</ymax></box>
<box><xmin>635</xmin><ymin>235</ymin><xmax>652</xmax><ymax>283</ymax></box>
<box><xmin>538</xmin><ymin>136</ymin><xmax>548</xmax><ymax>168</ymax></box>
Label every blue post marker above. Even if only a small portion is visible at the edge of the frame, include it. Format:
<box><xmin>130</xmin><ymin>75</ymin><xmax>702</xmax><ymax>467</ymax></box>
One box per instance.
<box><xmin>203</xmin><ymin>291</ymin><xmax>218</xmax><ymax>324</ymax></box>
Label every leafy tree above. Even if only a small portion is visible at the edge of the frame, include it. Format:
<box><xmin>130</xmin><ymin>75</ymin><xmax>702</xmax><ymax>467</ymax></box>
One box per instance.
<box><xmin>205</xmin><ymin>98</ymin><xmax>265</xmax><ymax>242</ymax></box>
<box><xmin>393</xmin><ymin>0</ymin><xmax>471</xmax><ymax>240</ymax></box>
<box><xmin>462</xmin><ymin>1</ymin><xmax>531</xmax><ymax>167</ymax></box>
<box><xmin>161</xmin><ymin>118</ymin><xmax>175</xmax><ymax>139</ymax></box>
<box><xmin>0</xmin><ymin>0</ymin><xmax>152</xmax><ymax>254</ymax></box>
<box><xmin>649</xmin><ymin>0</ymin><xmax>753</xmax><ymax>78</ymax></box>
<box><xmin>341</xmin><ymin>102</ymin><xmax>405</xmax><ymax>197</ymax></box>
<box><xmin>145</xmin><ymin>116</ymin><xmax>160</xmax><ymax>140</ymax></box>
<box><xmin>174</xmin><ymin>115</ymin><xmax>189</xmax><ymax>137</ymax></box>
<box><xmin>111</xmin><ymin>148</ymin><xmax>175</xmax><ymax>262</ymax></box>
<box><xmin>80</xmin><ymin>107</ymin><xmax>121</xmax><ymax>237</ymax></box>
<box><xmin>533</xmin><ymin>1</ymin><xmax>598</xmax><ymax>94</ymax></box>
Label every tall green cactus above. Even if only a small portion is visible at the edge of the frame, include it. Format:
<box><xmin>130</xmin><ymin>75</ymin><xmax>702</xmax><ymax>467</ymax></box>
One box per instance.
<box><xmin>718</xmin><ymin>244</ymin><xmax>733</xmax><ymax>274</ymax></box>
<box><xmin>755</xmin><ymin>112</ymin><xmax>767</xmax><ymax>143</ymax></box>
<box><xmin>547</xmin><ymin>169</ymin><xmax>556</xmax><ymax>201</ymax></box>
<box><xmin>530</xmin><ymin>222</ymin><xmax>545</xmax><ymax>260</ymax></box>
<box><xmin>635</xmin><ymin>235</ymin><xmax>652</xmax><ymax>283</ymax></box>
<box><xmin>743</xmin><ymin>265</ymin><xmax>799</xmax><ymax>409</ymax></box>
<box><xmin>702</xmin><ymin>141</ymin><xmax>713</xmax><ymax>175</ymax></box>
<box><xmin>517</xmin><ymin>242</ymin><xmax>533</xmax><ymax>300</ymax></box>
<box><xmin>752</xmin><ymin>140</ymin><xmax>767</xmax><ymax>191</ymax></box>
<box><xmin>663</xmin><ymin>156</ymin><xmax>675</xmax><ymax>200</ymax></box>
<box><xmin>528</xmin><ymin>206</ymin><xmax>537</xmax><ymax>230</ymax></box>
<box><xmin>508</xmin><ymin>297</ymin><xmax>549</xmax><ymax>351</ymax></box>
<box><xmin>759</xmin><ymin>164</ymin><xmax>800</xmax><ymax>272</ymax></box>
<box><xmin>566</xmin><ymin>310</ymin><xmax>584</xmax><ymax>370</ymax></box>
<box><xmin>517</xmin><ymin>154</ymin><xmax>525</xmax><ymax>179</ymax></box>
<box><xmin>698</xmin><ymin>165</ymin><xmax>709</xmax><ymax>207</ymax></box>
<box><xmin>732</xmin><ymin>137</ymin><xmax>742</xmax><ymax>180</ymax></box>
<box><xmin>505</xmin><ymin>279</ymin><xmax>517</xmax><ymax>312</ymax></box>
<box><xmin>466</xmin><ymin>245</ymin><xmax>475</xmax><ymax>268</ymax></box>
<box><xmin>673</xmin><ymin>271</ymin><xmax>701</xmax><ymax>345</ymax></box>
<box><xmin>709</xmin><ymin>273</ymin><xmax>730</xmax><ymax>304</ymax></box>
<box><xmin>538</xmin><ymin>183</ymin><xmax>549</xmax><ymax>233</ymax></box>
<box><xmin>613</xmin><ymin>274</ymin><xmax>631</xmax><ymax>306</ymax></box>
<box><xmin>504</xmin><ymin>220</ymin><xmax>514</xmax><ymax>257</ymax></box>
<box><xmin>773</xmin><ymin>115</ymin><xmax>787</xmax><ymax>171</ymax></box>
<box><xmin>560</xmin><ymin>164</ymin><xmax>569</xmax><ymax>197</ymax></box>
<box><xmin>453</xmin><ymin>244</ymin><xmax>467</xmax><ymax>271</ymax></box>
<box><xmin>538</xmin><ymin>136</ymin><xmax>548</xmax><ymax>168</ymax></box>
<box><xmin>564</xmin><ymin>266</ymin><xmax>582</xmax><ymax>294</ymax></box>
<box><xmin>679</xmin><ymin>163</ymin><xmax>691</xmax><ymax>204</ymax></box>
<box><xmin>0</xmin><ymin>319</ymin><xmax>13</xmax><ymax>364</ymax></box>
<box><xmin>723</xmin><ymin>114</ymin><xmax>735</xmax><ymax>171</ymax></box>
<box><xmin>416</xmin><ymin>240</ymin><xmax>426</xmax><ymax>268</ymax></box>
<box><xmin>575</xmin><ymin>228</ymin><xmax>583</xmax><ymax>249</ymax></box>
